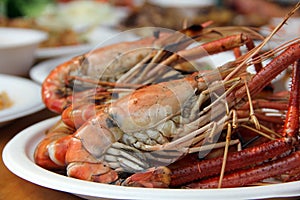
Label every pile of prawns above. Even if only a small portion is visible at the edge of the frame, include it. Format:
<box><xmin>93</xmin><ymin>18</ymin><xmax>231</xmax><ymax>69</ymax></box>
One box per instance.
<box><xmin>34</xmin><ymin>4</ymin><xmax>300</xmax><ymax>189</ymax></box>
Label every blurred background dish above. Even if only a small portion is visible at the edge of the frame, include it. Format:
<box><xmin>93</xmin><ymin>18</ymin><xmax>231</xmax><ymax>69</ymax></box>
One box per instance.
<box><xmin>1</xmin><ymin>0</ymin><xmax>130</xmax><ymax>59</ymax></box>
<box><xmin>119</xmin><ymin>0</ymin><xmax>300</xmax><ymax>32</ymax></box>
<box><xmin>0</xmin><ymin>74</ymin><xmax>45</xmax><ymax>126</ymax></box>
<box><xmin>35</xmin><ymin>26</ymin><xmax>124</xmax><ymax>59</ymax></box>
<box><xmin>0</xmin><ymin>27</ymin><xmax>47</xmax><ymax>76</ymax></box>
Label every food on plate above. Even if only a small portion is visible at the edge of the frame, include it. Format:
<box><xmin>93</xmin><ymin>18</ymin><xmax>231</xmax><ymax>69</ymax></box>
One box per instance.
<box><xmin>0</xmin><ymin>91</ymin><xmax>13</xmax><ymax>110</ymax></box>
<box><xmin>119</xmin><ymin>1</ymin><xmax>270</xmax><ymax>31</ymax></box>
<box><xmin>229</xmin><ymin>0</ymin><xmax>300</xmax><ymax>19</ymax></box>
<box><xmin>1</xmin><ymin>0</ymin><xmax>123</xmax><ymax>48</ymax></box>
<box><xmin>0</xmin><ymin>17</ymin><xmax>86</xmax><ymax>48</ymax></box>
<box><xmin>33</xmin><ymin>4</ymin><xmax>300</xmax><ymax>190</ymax></box>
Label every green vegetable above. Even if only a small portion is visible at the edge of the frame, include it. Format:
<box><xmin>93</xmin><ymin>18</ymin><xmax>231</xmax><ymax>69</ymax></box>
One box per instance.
<box><xmin>6</xmin><ymin>0</ymin><xmax>54</xmax><ymax>18</ymax></box>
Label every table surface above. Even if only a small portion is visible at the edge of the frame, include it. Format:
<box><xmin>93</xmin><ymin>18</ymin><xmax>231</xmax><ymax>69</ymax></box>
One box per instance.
<box><xmin>0</xmin><ymin>86</ymin><xmax>299</xmax><ymax>200</ymax></box>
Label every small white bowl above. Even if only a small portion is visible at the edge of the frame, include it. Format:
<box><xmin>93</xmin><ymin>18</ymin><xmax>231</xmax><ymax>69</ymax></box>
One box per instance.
<box><xmin>0</xmin><ymin>27</ymin><xmax>48</xmax><ymax>76</ymax></box>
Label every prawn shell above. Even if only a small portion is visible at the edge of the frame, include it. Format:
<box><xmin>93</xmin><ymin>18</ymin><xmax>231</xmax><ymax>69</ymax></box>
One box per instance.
<box><xmin>108</xmin><ymin>74</ymin><xmax>199</xmax><ymax>133</ymax></box>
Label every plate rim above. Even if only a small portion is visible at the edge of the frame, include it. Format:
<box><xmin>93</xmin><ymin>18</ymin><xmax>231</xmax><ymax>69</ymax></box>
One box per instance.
<box><xmin>30</xmin><ymin>54</ymin><xmax>78</xmax><ymax>84</ymax></box>
<box><xmin>35</xmin><ymin>43</ymin><xmax>92</xmax><ymax>59</ymax></box>
<box><xmin>0</xmin><ymin>74</ymin><xmax>45</xmax><ymax>123</ymax></box>
<box><xmin>2</xmin><ymin>116</ymin><xmax>300</xmax><ymax>200</ymax></box>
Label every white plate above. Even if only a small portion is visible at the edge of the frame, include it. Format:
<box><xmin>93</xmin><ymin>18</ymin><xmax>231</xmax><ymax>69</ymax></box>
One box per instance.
<box><xmin>0</xmin><ymin>74</ymin><xmax>45</xmax><ymax>125</ymax></box>
<box><xmin>35</xmin><ymin>44</ymin><xmax>92</xmax><ymax>59</ymax></box>
<box><xmin>30</xmin><ymin>55</ymin><xmax>77</xmax><ymax>84</ymax></box>
<box><xmin>3</xmin><ymin>116</ymin><xmax>300</xmax><ymax>200</ymax></box>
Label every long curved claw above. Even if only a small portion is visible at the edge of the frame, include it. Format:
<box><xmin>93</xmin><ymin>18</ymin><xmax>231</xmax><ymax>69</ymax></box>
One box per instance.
<box><xmin>184</xmin><ymin>60</ymin><xmax>300</xmax><ymax>188</ymax></box>
<box><xmin>228</xmin><ymin>41</ymin><xmax>300</xmax><ymax>104</ymax></box>
<box><xmin>282</xmin><ymin>59</ymin><xmax>300</xmax><ymax>137</ymax></box>
<box><xmin>187</xmin><ymin>151</ymin><xmax>300</xmax><ymax>188</ymax></box>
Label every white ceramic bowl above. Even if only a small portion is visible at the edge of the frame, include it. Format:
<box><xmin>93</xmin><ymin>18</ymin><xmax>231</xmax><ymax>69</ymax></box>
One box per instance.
<box><xmin>0</xmin><ymin>27</ymin><xmax>48</xmax><ymax>76</ymax></box>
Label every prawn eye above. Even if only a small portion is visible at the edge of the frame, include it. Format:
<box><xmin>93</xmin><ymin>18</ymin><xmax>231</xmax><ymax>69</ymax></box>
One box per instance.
<box><xmin>153</xmin><ymin>30</ymin><xmax>160</xmax><ymax>39</ymax></box>
<box><xmin>106</xmin><ymin>116</ymin><xmax>118</xmax><ymax>128</ymax></box>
